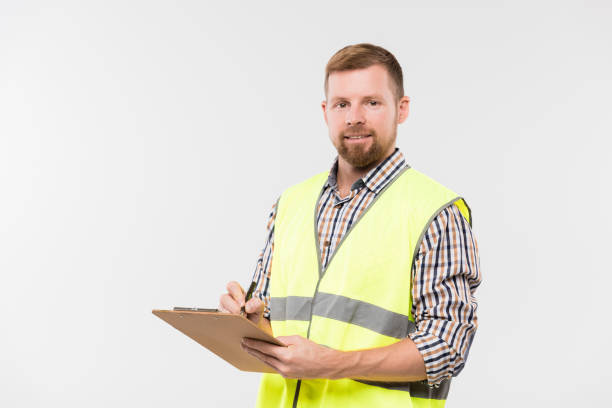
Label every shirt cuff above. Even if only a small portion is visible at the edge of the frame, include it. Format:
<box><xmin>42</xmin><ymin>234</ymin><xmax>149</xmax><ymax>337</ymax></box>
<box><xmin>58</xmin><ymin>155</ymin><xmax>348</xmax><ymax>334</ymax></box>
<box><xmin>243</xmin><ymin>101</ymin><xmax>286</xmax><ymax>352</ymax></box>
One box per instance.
<box><xmin>408</xmin><ymin>330</ymin><xmax>459</xmax><ymax>387</ymax></box>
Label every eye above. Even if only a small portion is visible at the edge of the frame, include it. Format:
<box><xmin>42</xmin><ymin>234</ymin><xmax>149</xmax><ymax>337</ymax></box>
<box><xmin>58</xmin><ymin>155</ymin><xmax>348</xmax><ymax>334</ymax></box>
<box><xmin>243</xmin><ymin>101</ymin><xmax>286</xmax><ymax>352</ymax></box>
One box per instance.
<box><xmin>336</xmin><ymin>102</ymin><xmax>347</xmax><ymax>109</ymax></box>
<box><xmin>368</xmin><ymin>100</ymin><xmax>378</xmax><ymax>106</ymax></box>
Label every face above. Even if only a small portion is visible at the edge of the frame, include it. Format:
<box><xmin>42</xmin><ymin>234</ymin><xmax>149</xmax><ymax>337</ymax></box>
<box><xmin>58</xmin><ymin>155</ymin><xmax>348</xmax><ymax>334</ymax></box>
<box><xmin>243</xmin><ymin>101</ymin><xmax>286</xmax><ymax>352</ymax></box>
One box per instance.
<box><xmin>322</xmin><ymin>64</ymin><xmax>410</xmax><ymax>169</ymax></box>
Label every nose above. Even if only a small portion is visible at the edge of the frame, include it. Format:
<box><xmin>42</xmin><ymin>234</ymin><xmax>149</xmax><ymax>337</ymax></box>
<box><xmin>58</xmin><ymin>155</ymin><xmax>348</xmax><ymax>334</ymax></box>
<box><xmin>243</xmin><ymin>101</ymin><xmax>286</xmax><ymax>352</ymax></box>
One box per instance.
<box><xmin>345</xmin><ymin>105</ymin><xmax>365</xmax><ymax>126</ymax></box>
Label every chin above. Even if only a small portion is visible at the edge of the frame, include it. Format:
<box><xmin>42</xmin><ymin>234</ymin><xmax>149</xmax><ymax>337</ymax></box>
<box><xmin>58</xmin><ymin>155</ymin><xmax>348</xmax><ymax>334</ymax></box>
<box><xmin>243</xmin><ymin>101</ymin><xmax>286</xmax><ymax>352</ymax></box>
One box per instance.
<box><xmin>341</xmin><ymin>150</ymin><xmax>381</xmax><ymax>168</ymax></box>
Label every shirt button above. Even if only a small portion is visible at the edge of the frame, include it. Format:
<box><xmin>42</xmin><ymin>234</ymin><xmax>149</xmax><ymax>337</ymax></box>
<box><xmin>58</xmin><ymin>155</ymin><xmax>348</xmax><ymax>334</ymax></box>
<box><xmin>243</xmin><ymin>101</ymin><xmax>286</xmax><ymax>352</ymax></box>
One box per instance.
<box><xmin>324</xmin><ymin>240</ymin><xmax>331</xmax><ymax>246</ymax></box>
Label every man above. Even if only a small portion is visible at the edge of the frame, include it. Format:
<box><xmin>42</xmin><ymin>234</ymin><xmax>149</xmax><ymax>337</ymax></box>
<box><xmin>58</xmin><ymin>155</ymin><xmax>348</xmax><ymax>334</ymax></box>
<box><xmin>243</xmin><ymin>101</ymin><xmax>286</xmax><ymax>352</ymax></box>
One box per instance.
<box><xmin>218</xmin><ymin>43</ymin><xmax>481</xmax><ymax>407</ymax></box>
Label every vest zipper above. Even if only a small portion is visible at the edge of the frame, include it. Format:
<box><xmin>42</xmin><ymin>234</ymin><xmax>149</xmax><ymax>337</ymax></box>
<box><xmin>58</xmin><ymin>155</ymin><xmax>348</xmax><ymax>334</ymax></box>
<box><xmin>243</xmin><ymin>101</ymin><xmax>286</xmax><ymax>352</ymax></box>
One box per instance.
<box><xmin>291</xmin><ymin>167</ymin><xmax>409</xmax><ymax>407</ymax></box>
<box><xmin>291</xmin><ymin>271</ymin><xmax>324</xmax><ymax>407</ymax></box>
<box><xmin>290</xmin><ymin>191</ymin><xmax>327</xmax><ymax>408</ymax></box>
<box><xmin>291</xmin><ymin>380</ymin><xmax>302</xmax><ymax>408</ymax></box>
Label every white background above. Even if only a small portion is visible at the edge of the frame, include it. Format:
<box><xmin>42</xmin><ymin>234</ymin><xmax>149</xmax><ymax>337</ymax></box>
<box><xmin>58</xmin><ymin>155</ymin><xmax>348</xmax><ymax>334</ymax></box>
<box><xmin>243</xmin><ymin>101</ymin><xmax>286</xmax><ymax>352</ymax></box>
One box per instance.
<box><xmin>1</xmin><ymin>1</ymin><xmax>611</xmax><ymax>407</ymax></box>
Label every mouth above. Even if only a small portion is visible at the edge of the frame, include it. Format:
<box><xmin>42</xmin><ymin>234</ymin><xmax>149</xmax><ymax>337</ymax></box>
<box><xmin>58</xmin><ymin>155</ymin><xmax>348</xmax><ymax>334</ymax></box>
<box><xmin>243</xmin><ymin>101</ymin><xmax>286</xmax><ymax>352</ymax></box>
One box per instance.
<box><xmin>344</xmin><ymin>134</ymin><xmax>371</xmax><ymax>140</ymax></box>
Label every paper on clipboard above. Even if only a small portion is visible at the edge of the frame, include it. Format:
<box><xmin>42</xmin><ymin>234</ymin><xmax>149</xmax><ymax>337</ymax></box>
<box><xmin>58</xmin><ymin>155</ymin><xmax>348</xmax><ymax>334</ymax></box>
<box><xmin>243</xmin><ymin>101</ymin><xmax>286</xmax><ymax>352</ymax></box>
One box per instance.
<box><xmin>152</xmin><ymin>309</ymin><xmax>285</xmax><ymax>373</ymax></box>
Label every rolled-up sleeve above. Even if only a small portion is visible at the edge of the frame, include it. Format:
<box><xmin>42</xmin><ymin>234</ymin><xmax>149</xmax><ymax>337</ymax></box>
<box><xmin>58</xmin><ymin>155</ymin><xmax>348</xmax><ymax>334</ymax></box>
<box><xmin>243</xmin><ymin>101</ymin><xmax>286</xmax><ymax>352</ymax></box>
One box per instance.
<box><xmin>250</xmin><ymin>198</ymin><xmax>279</xmax><ymax>320</ymax></box>
<box><xmin>408</xmin><ymin>204</ymin><xmax>482</xmax><ymax>386</ymax></box>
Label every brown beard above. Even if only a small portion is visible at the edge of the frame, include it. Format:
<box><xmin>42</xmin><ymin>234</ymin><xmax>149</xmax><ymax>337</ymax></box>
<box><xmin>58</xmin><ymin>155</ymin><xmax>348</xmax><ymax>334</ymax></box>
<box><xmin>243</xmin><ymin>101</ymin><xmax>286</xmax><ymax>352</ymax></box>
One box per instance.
<box><xmin>336</xmin><ymin>126</ymin><xmax>385</xmax><ymax>168</ymax></box>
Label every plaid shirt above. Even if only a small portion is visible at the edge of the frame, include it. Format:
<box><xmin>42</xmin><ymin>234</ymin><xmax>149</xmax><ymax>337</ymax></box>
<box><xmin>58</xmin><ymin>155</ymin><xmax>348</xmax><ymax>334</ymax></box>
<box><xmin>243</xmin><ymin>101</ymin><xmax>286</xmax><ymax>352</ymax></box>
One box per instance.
<box><xmin>251</xmin><ymin>148</ymin><xmax>481</xmax><ymax>386</ymax></box>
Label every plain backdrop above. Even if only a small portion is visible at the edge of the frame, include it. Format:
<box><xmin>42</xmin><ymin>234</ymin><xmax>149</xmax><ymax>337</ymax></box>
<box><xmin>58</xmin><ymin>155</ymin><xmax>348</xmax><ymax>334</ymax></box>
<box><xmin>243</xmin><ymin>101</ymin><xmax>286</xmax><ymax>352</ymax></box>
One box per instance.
<box><xmin>1</xmin><ymin>1</ymin><xmax>611</xmax><ymax>407</ymax></box>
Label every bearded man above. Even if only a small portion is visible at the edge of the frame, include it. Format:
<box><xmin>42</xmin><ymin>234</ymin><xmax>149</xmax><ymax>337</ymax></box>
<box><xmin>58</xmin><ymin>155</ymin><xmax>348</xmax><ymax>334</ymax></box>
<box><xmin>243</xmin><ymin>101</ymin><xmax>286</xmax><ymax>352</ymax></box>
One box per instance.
<box><xmin>218</xmin><ymin>43</ymin><xmax>482</xmax><ymax>408</ymax></box>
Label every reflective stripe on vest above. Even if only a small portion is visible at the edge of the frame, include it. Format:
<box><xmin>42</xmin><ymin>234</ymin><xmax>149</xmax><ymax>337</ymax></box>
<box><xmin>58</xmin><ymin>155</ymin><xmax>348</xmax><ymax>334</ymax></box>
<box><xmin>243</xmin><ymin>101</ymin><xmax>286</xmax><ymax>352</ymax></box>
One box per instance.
<box><xmin>256</xmin><ymin>166</ymin><xmax>471</xmax><ymax>408</ymax></box>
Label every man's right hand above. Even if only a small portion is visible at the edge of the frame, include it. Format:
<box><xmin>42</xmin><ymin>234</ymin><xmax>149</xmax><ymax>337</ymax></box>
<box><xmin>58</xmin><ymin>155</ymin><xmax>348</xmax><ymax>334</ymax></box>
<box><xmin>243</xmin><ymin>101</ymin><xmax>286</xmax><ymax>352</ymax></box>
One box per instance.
<box><xmin>218</xmin><ymin>281</ymin><xmax>267</xmax><ymax>327</ymax></box>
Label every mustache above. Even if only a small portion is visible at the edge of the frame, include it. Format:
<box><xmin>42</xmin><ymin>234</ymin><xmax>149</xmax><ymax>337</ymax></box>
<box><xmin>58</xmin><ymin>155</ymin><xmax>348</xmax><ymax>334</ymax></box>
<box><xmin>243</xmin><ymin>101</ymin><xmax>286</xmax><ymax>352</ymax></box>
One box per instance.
<box><xmin>341</xmin><ymin>126</ymin><xmax>375</xmax><ymax>137</ymax></box>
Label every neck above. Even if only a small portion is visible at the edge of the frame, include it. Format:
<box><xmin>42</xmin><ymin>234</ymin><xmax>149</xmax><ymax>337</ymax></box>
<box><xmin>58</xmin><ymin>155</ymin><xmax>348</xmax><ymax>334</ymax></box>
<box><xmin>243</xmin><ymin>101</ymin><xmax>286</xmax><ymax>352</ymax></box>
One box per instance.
<box><xmin>336</xmin><ymin>147</ymin><xmax>396</xmax><ymax>196</ymax></box>
<box><xmin>336</xmin><ymin>159</ymin><xmax>374</xmax><ymax>190</ymax></box>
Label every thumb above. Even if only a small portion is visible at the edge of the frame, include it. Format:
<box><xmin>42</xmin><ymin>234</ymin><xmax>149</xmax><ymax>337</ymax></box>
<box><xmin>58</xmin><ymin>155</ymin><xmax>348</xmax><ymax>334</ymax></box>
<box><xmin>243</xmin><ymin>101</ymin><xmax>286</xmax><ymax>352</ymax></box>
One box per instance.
<box><xmin>245</xmin><ymin>298</ymin><xmax>265</xmax><ymax>323</ymax></box>
<box><xmin>276</xmin><ymin>335</ymin><xmax>301</xmax><ymax>345</ymax></box>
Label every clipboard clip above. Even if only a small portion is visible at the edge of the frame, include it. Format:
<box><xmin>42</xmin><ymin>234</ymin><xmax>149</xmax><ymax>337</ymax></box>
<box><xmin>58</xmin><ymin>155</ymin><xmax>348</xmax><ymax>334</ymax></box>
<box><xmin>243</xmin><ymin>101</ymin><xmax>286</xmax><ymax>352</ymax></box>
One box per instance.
<box><xmin>173</xmin><ymin>307</ymin><xmax>219</xmax><ymax>312</ymax></box>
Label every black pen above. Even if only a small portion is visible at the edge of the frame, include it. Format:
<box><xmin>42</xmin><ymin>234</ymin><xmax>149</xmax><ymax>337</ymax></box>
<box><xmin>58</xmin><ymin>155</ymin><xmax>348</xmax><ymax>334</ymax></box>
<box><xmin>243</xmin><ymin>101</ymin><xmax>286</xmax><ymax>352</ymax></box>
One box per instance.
<box><xmin>240</xmin><ymin>281</ymin><xmax>257</xmax><ymax>317</ymax></box>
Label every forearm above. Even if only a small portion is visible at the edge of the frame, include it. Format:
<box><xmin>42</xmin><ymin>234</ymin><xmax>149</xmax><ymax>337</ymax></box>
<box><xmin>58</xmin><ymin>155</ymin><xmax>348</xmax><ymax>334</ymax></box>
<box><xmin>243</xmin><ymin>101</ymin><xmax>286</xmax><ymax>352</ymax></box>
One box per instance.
<box><xmin>243</xmin><ymin>333</ymin><xmax>426</xmax><ymax>382</ymax></box>
<box><xmin>331</xmin><ymin>337</ymin><xmax>426</xmax><ymax>382</ymax></box>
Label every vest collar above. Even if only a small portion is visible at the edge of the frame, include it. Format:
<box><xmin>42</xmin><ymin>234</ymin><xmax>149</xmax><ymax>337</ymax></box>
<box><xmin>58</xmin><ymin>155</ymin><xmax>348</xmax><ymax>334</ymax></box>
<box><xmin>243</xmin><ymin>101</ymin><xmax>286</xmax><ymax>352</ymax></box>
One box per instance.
<box><xmin>325</xmin><ymin>147</ymin><xmax>408</xmax><ymax>195</ymax></box>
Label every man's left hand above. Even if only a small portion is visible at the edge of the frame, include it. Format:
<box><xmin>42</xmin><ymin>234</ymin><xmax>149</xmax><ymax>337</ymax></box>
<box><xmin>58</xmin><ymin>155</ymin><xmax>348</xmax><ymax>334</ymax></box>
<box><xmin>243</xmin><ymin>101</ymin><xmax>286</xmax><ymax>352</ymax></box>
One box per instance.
<box><xmin>241</xmin><ymin>335</ymin><xmax>345</xmax><ymax>379</ymax></box>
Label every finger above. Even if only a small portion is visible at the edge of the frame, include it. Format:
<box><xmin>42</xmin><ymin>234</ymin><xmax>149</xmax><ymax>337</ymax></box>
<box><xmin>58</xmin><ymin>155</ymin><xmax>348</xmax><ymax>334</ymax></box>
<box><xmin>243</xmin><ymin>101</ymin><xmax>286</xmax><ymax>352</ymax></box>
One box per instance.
<box><xmin>245</xmin><ymin>297</ymin><xmax>264</xmax><ymax>315</ymax></box>
<box><xmin>226</xmin><ymin>281</ymin><xmax>246</xmax><ymax>306</ymax></box>
<box><xmin>242</xmin><ymin>343</ymin><xmax>283</xmax><ymax>372</ymax></box>
<box><xmin>219</xmin><ymin>293</ymin><xmax>241</xmax><ymax>314</ymax></box>
<box><xmin>242</xmin><ymin>338</ymin><xmax>285</xmax><ymax>360</ymax></box>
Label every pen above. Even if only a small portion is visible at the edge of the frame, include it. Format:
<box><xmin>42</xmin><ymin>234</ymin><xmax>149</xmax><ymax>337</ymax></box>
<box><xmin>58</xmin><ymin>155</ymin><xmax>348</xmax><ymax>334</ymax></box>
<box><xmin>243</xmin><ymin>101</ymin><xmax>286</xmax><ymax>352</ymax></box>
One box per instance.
<box><xmin>240</xmin><ymin>281</ymin><xmax>257</xmax><ymax>317</ymax></box>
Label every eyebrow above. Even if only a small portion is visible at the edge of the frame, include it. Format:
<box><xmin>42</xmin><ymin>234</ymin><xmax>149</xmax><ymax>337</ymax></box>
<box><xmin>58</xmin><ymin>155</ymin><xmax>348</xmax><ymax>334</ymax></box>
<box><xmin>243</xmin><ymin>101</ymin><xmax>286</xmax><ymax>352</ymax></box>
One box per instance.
<box><xmin>329</xmin><ymin>94</ymin><xmax>385</xmax><ymax>104</ymax></box>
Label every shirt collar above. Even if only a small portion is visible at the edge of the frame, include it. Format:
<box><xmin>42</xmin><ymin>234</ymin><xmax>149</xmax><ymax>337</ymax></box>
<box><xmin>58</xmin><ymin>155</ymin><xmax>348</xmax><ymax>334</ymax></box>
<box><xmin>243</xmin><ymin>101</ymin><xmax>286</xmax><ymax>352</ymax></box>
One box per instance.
<box><xmin>325</xmin><ymin>148</ymin><xmax>408</xmax><ymax>195</ymax></box>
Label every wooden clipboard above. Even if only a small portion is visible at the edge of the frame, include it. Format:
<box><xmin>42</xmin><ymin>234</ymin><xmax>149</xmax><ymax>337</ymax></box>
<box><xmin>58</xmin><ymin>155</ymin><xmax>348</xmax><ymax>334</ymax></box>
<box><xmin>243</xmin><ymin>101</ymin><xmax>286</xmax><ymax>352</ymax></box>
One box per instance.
<box><xmin>152</xmin><ymin>309</ymin><xmax>285</xmax><ymax>373</ymax></box>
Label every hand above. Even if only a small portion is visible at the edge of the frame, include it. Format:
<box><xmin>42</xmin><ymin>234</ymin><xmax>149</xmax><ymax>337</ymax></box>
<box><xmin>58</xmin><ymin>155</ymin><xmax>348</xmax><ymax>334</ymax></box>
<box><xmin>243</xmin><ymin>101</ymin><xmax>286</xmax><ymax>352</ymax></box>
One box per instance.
<box><xmin>218</xmin><ymin>281</ymin><xmax>266</xmax><ymax>326</ymax></box>
<box><xmin>241</xmin><ymin>335</ymin><xmax>344</xmax><ymax>379</ymax></box>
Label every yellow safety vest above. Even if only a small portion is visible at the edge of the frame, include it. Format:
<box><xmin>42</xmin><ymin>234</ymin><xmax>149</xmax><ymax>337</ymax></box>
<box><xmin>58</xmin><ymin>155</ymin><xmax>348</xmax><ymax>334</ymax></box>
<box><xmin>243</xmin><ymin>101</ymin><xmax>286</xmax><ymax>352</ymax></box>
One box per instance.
<box><xmin>256</xmin><ymin>166</ymin><xmax>471</xmax><ymax>408</ymax></box>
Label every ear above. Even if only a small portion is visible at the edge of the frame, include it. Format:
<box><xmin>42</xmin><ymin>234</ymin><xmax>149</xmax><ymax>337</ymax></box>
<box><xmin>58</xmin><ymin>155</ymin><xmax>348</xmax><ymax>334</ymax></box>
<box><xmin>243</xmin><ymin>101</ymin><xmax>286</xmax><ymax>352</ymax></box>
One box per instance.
<box><xmin>397</xmin><ymin>96</ymin><xmax>410</xmax><ymax>124</ymax></box>
<box><xmin>321</xmin><ymin>100</ymin><xmax>328</xmax><ymax>125</ymax></box>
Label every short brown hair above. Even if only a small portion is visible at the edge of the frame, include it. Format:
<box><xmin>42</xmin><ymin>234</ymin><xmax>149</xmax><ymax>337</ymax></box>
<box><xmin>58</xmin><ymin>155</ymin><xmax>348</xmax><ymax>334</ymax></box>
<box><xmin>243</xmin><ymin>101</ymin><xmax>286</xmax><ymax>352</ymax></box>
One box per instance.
<box><xmin>324</xmin><ymin>43</ymin><xmax>404</xmax><ymax>100</ymax></box>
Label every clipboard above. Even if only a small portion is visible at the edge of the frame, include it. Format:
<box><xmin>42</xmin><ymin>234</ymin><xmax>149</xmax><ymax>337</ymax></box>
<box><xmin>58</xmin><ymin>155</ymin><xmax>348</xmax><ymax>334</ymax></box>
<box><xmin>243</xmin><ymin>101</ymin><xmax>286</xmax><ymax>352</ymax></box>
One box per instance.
<box><xmin>152</xmin><ymin>308</ymin><xmax>285</xmax><ymax>373</ymax></box>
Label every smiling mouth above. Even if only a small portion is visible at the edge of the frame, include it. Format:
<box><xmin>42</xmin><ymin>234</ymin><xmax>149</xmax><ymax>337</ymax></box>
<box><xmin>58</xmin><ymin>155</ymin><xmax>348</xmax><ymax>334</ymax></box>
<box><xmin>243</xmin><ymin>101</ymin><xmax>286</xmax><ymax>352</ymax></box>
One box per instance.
<box><xmin>344</xmin><ymin>134</ymin><xmax>371</xmax><ymax>139</ymax></box>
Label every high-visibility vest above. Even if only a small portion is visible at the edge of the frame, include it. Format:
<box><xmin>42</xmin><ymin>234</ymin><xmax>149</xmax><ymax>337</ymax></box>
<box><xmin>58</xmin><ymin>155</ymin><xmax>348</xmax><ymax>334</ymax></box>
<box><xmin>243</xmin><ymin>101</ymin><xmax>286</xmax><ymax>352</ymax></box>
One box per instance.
<box><xmin>256</xmin><ymin>166</ymin><xmax>472</xmax><ymax>408</ymax></box>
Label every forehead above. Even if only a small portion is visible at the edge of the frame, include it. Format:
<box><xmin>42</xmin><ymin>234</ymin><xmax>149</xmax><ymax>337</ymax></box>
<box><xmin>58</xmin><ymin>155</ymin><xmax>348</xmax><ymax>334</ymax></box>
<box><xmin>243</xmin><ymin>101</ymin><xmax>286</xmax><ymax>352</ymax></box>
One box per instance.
<box><xmin>327</xmin><ymin>64</ymin><xmax>394</xmax><ymax>100</ymax></box>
